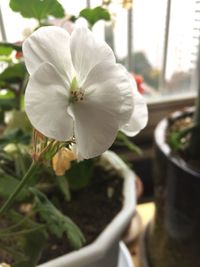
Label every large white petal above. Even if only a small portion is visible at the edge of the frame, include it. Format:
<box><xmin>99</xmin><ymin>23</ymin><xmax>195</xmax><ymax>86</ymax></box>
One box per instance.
<box><xmin>70</xmin><ymin>27</ymin><xmax>115</xmax><ymax>86</ymax></box>
<box><xmin>25</xmin><ymin>62</ymin><xmax>74</xmax><ymax>141</ymax></box>
<box><xmin>70</xmin><ymin>62</ymin><xmax>134</xmax><ymax>159</ymax></box>
<box><xmin>83</xmin><ymin>62</ymin><xmax>134</xmax><ymax>128</ymax></box>
<box><xmin>70</xmin><ymin>100</ymin><xmax>119</xmax><ymax>159</ymax></box>
<box><xmin>23</xmin><ymin>26</ymin><xmax>74</xmax><ymax>82</ymax></box>
<box><xmin>120</xmin><ymin>88</ymin><xmax>148</xmax><ymax>136</ymax></box>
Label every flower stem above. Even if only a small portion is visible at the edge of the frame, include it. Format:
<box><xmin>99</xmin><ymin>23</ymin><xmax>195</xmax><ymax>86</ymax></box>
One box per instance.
<box><xmin>0</xmin><ymin>161</ymin><xmax>38</xmax><ymax>215</ymax></box>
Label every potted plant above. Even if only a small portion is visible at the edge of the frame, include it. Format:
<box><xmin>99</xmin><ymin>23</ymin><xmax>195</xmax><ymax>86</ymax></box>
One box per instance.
<box><xmin>140</xmin><ymin>40</ymin><xmax>200</xmax><ymax>267</ymax></box>
<box><xmin>0</xmin><ymin>24</ymin><xmax>148</xmax><ymax>266</ymax></box>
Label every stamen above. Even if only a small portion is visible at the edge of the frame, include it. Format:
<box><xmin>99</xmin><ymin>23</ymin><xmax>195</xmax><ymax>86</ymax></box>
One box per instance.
<box><xmin>70</xmin><ymin>89</ymin><xmax>84</xmax><ymax>103</ymax></box>
<box><xmin>69</xmin><ymin>77</ymin><xmax>85</xmax><ymax>103</ymax></box>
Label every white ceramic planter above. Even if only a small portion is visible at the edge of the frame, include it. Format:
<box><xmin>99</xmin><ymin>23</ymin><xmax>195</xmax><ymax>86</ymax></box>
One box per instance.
<box><xmin>38</xmin><ymin>151</ymin><xmax>136</xmax><ymax>267</ymax></box>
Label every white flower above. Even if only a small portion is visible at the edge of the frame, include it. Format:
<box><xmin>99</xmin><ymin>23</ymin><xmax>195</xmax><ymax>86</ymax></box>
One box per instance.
<box><xmin>23</xmin><ymin>26</ymin><xmax>147</xmax><ymax>159</ymax></box>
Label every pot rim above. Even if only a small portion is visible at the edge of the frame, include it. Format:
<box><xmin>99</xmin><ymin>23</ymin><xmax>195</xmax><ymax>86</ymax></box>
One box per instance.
<box><xmin>154</xmin><ymin>112</ymin><xmax>200</xmax><ymax>177</ymax></box>
<box><xmin>38</xmin><ymin>150</ymin><xmax>136</xmax><ymax>267</ymax></box>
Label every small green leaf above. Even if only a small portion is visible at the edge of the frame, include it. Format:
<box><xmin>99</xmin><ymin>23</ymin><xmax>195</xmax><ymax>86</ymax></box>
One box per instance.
<box><xmin>0</xmin><ymin>172</ymin><xmax>28</xmax><ymax>200</ymax></box>
<box><xmin>12</xmin><ymin>228</ymin><xmax>47</xmax><ymax>267</ymax></box>
<box><xmin>80</xmin><ymin>6</ymin><xmax>111</xmax><ymax>27</ymax></box>
<box><xmin>4</xmin><ymin>110</ymin><xmax>33</xmax><ymax>135</ymax></box>
<box><xmin>0</xmin><ymin>90</ymin><xmax>15</xmax><ymax>99</ymax></box>
<box><xmin>0</xmin><ymin>129</ymin><xmax>30</xmax><ymax>147</ymax></box>
<box><xmin>0</xmin><ymin>62</ymin><xmax>27</xmax><ymax>84</ymax></box>
<box><xmin>0</xmin><ymin>42</ymin><xmax>22</xmax><ymax>52</ymax></box>
<box><xmin>31</xmin><ymin>188</ymin><xmax>86</xmax><ymax>249</ymax></box>
<box><xmin>0</xmin><ymin>98</ymin><xmax>16</xmax><ymax>111</ymax></box>
<box><xmin>0</xmin><ymin>110</ymin><xmax>4</xmax><ymax>123</ymax></box>
<box><xmin>116</xmin><ymin>131</ymin><xmax>142</xmax><ymax>155</ymax></box>
<box><xmin>56</xmin><ymin>175</ymin><xmax>71</xmax><ymax>201</ymax></box>
<box><xmin>66</xmin><ymin>159</ymin><xmax>94</xmax><ymax>190</ymax></box>
<box><xmin>168</xmin><ymin>124</ymin><xmax>197</xmax><ymax>151</ymax></box>
<box><xmin>9</xmin><ymin>0</ymin><xmax>65</xmax><ymax>21</ymax></box>
<box><xmin>0</xmin><ymin>45</ymin><xmax>13</xmax><ymax>56</ymax></box>
<box><xmin>0</xmin><ymin>211</ymin><xmax>46</xmax><ymax>265</ymax></box>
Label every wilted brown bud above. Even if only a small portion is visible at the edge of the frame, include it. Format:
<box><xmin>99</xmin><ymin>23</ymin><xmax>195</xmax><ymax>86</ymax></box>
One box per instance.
<box><xmin>52</xmin><ymin>148</ymin><xmax>76</xmax><ymax>176</ymax></box>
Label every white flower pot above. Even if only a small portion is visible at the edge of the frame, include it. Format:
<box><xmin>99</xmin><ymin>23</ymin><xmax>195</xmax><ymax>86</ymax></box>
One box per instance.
<box><xmin>38</xmin><ymin>151</ymin><xmax>136</xmax><ymax>267</ymax></box>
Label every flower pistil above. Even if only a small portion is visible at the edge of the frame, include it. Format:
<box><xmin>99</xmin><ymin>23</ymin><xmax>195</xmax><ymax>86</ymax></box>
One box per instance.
<box><xmin>69</xmin><ymin>76</ymin><xmax>84</xmax><ymax>103</ymax></box>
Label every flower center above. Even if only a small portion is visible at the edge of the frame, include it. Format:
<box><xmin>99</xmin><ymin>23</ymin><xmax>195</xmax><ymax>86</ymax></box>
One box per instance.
<box><xmin>70</xmin><ymin>90</ymin><xmax>84</xmax><ymax>102</ymax></box>
<box><xmin>69</xmin><ymin>77</ymin><xmax>84</xmax><ymax>103</ymax></box>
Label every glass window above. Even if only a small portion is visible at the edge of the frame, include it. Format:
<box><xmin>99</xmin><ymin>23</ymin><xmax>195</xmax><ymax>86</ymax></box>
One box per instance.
<box><xmin>0</xmin><ymin>0</ymin><xmax>198</xmax><ymax>99</ymax></box>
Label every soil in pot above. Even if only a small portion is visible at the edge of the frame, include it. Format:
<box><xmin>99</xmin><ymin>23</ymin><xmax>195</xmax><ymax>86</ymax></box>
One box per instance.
<box><xmin>0</xmin><ymin>166</ymin><xmax>123</xmax><ymax>265</ymax></box>
<box><xmin>146</xmin><ymin>109</ymin><xmax>200</xmax><ymax>267</ymax></box>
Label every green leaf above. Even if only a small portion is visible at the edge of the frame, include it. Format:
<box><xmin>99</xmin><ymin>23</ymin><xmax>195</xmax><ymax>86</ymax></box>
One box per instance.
<box><xmin>0</xmin><ymin>172</ymin><xmax>28</xmax><ymax>200</ymax></box>
<box><xmin>0</xmin><ymin>42</ymin><xmax>22</xmax><ymax>52</ymax></box>
<box><xmin>56</xmin><ymin>175</ymin><xmax>71</xmax><ymax>201</ymax></box>
<box><xmin>80</xmin><ymin>6</ymin><xmax>111</xmax><ymax>27</ymax></box>
<box><xmin>168</xmin><ymin>124</ymin><xmax>197</xmax><ymax>151</ymax></box>
<box><xmin>0</xmin><ymin>45</ymin><xmax>13</xmax><ymax>56</ymax></box>
<box><xmin>0</xmin><ymin>62</ymin><xmax>27</xmax><ymax>84</ymax></box>
<box><xmin>116</xmin><ymin>131</ymin><xmax>142</xmax><ymax>155</ymax></box>
<box><xmin>4</xmin><ymin>110</ymin><xmax>33</xmax><ymax>135</ymax></box>
<box><xmin>0</xmin><ymin>129</ymin><xmax>30</xmax><ymax>147</ymax></box>
<box><xmin>0</xmin><ymin>149</ymin><xmax>13</xmax><ymax>161</ymax></box>
<box><xmin>12</xmin><ymin>228</ymin><xmax>47</xmax><ymax>267</ymax></box>
<box><xmin>9</xmin><ymin>0</ymin><xmax>65</xmax><ymax>21</ymax></box>
<box><xmin>66</xmin><ymin>159</ymin><xmax>94</xmax><ymax>190</ymax></box>
<box><xmin>0</xmin><ymin>211</ymin><xmax>46</xmax><ymax>266</ymax></box>
<box><xmin>0</xmin><ymin>109</ymin><xmax>4</xmax><ymax>123</ymax></box>
<box><xmin>0</xmin><ymin>98</ymin><xmax>16</xmax><ymax>111</ymax></box>
<box><xmin>31</xmin><ymin>188</ymin><xmax>86</xmax><ymax>249</ymax></box>
<box><xmin>0</xmin><ymin>90</ymin><xmax>15</xmax><ymax>99</ymax></box>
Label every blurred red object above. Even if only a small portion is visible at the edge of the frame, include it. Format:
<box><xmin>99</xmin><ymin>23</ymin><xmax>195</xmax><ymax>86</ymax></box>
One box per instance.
<box><xmin>15</xmin><ymin>51</ymin><xmax>23</xmax><ymax>59</ymax></box>
<box><xmin>133</xmin><ymin>74</ymin><xmax>145</xmax><ymax>94</ymax></box>
<box><xmin>14</xmin><ymin>41</ymin><xmax>23</xmax><ymax>59</ymax></box>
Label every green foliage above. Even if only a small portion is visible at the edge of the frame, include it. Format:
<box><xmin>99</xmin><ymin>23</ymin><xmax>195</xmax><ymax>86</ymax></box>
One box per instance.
<box><xmin>4</xmin><ymin>110</ymin><xmax>33</xmax><ymax>135</ymax></box>
<box><xmin>168</xmin><ymin>124</ymin><xmax>196</xmax><ymax>152</ymax></box>
<box><xmin>0</xmin><ymin>92</ymin><xmax>16</xmax><ymax>122</ymax></box>
<box><xmin>66</xmin><ymin>159</ymin><xmax>95</xmax><ymax>190</ymax></box>
<box><xmin>0</xmin><ymin>211</ymin><xmax>46</xmax><ymax>267</ymax></box>
<box><xmin>56</xmin><ymin>175</ymin><xmax>71</xmax><ymax>201</ymax></box>
<box><xmin>9</xmin><ymin>0</ymin><xmax>65</xmax><ymax>22</ymax></box>
<box><xmin>12</xmin><ymin>228</ymin><xmax>47</xmax><ymax>267</ymax></box>
<box><xmin>0</xmin><ymin>45</ymin><xmax>13</xmax><ymax>56</ymax></box>
<box><xmin>0</xmin><ymin>129</ymin><xmax>30</xmax><ymax>147</ymax></box>
<box><xmin>0</xmin><ymin>172</ymin><xmax>27</xmax><ymax>200</ymax></box>
<box><xmin>116</xmin><ymin>131</ymin><xmax>142</xmax><ymax>155</ymax></box>
<box><xmin>0</xmin><ymin>42</ymin><xmax>22</xmax><ymax>53</ymax></box>
<box><xmin>0</xmin><ymin>98</ymin><xmax>16</xmax><ymax>111</ymax></box>
<box><xmin>31</xmin><ymin>188</ymin><xmax>86</xmax><ymax>249</ymax></box>
<box><xmin>0</xmin><ymin>62</ymin><xmax>27</xmax><ymax>84</ymax></box>
<box><xmin>0</xmin><ymin>145</ymin><xmax>31</xmax><ymax>201</ymax></box>
<box><xmin>80</xmin><ymin>6</ymin><xmax>111</xmax><ymax>27</ymax></box>
<box><xmin>0</xmin><ymin>110</ymin><xmax>4</xmax><ymax>123</ymax></box>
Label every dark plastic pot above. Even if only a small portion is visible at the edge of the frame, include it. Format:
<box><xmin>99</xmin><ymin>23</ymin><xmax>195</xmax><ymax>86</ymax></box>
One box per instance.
<box><xmin>142</xmin><ymin>109</ymin><xmax>200</xmax><ymax>267</ymax></box>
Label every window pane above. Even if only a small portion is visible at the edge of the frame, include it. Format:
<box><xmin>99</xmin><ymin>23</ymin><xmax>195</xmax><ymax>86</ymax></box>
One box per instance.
<box><xmin>133</xmin><ymin>0</ymin><xmax>167</xmax><ymax>95</ymax></box>
<box><xmin>0</xmin><ymin>0</ymin><xmax>198</xmax><ymax>99</ymax></box>
<box><xmin>165</xmin><ymin>0</ymin><xmax>197</xmax><ymax>95</ymax></box>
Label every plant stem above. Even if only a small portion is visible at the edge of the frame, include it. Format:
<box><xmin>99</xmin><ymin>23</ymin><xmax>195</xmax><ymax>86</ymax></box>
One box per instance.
<box><xmin>0</xmin><ymin>161</ymin><xmax>38</xmax><ymax>214</ymax></box>
<box><xmin>0</xmin><ymin>224</ymin><xmax>45</xmax><ymax>237</ymax></box>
